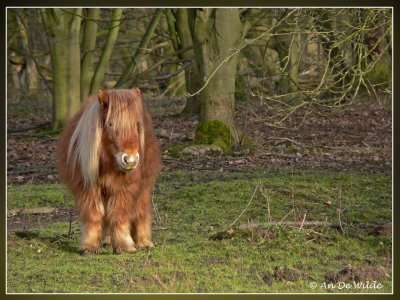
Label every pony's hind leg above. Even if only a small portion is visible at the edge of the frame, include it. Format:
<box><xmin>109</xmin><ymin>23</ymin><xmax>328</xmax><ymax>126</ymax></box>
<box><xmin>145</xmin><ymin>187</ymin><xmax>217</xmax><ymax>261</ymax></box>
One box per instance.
<box><xmin>132</xmin><ymin>188</ymin><xmax>154</xmax><ymax>249</ymax></box>
<box><xmin>107</xmin><ymin>194</ymin><xmax>137</xmax><ymax>254</ymax></box>
<box><xmin>78</xmin><ymin>189</ymin><xmax>104</xmax><ymax>256</ymax></box>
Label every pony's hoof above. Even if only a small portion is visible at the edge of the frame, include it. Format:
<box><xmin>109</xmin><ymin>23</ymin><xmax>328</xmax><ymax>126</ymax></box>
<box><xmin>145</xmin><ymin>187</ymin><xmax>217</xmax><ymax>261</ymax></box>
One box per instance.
<box><xmin>113</xmin><ymin>245</ymin><xmax>137</xmax><ymax>255</ymax></box>
<box><xmin>79</xmin><ymin>248</ymin><xmax>99</xmax><ymax>256</ymax></box>
<box><xmin>102</xmin><ymin>239</ymin><xmax>112</xmax><ymax>248</ymax></box>
<box><xmin>136</xmin><ymin>240</ymin><xmax>154</xmax><ymax>249</ymax></box>
<box><xmin>102</xmin><ymin>242</ymin><xmax>112</xmax><ymax>248</ymax></box>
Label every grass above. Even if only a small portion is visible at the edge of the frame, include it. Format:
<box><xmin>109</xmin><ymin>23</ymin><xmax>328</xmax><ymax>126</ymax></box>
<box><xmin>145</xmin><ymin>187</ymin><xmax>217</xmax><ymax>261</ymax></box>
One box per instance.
<box><xmin>7</xmin><ymin>170</ymin><xmax>392</xmax><ymax>293</ymax></box>
<box><xmin>7</xmin><ymin>183</ymin><xmax>73</xmax><ymax>208</ymax></box>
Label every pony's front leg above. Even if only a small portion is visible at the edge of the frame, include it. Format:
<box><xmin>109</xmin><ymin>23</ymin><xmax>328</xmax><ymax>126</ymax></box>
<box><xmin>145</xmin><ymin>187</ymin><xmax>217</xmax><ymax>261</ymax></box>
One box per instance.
<box><xmin>132</xmin><ymin>188</ymin><xmax>154</xmax><ymax>249</ymax></box>
<box><xmin>107</xmin><ymin>193</ymin><xmax>137</xmax><ymax>254</ymax></box>
<box><xmin>77</xmin><ymin>188</ymin><xmax>104</xmax><ymax>256</ymax></box>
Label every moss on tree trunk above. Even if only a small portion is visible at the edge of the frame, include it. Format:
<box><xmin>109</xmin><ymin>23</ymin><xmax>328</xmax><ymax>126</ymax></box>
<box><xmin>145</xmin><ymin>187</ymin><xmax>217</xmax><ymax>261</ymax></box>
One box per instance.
<box><xmin>195</xmin><ymin>120</ymin><xmax>232</xmax><ymax>152</ymax></box>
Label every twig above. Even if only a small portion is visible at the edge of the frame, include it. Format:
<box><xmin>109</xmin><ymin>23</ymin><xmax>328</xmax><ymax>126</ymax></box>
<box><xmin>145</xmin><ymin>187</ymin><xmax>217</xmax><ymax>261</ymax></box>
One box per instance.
<box><xmin>228</xmin><ymin>185</ymin><xmax>258</xmax><ymax>228</ymax></box>
<box><xmin>299</xmin><ymin>212</ymin><xmax>307</xmax><ymax>231</ymax></box>
<box><xmin>362</xmin><ymin>141</ymin><xmax>371</xmax><ymax>148</ymax></box>
<box><xmin>151</xmin><ymin>274</ymin><xmax>170</xmax><ymax>292</ymax></box>
<box><xmin>258</xmin><ymin>185</ymin><xmax>272</xmax><ymax>223</ymax></box>
<box><xmin>262</xmin><ymin>152</ymin><xmax>297</xmax><ymax>158</ymax></box>
<box><xmin>127</xmin><ymin>46</ymin><xmax>193</xmax><ymax>84</ymax></box>
<box><xmin>68</xmin><ymin>206</ymin><xmax>73</xmax><ymax>239</ymax></box>
<box><xmin>141</xmin><ymin>249</ymin><xmax>152</xmax><ymax>276</ymax></box>
<box><xmin>153</xmin><ymin>60</ymin><xmax>193</xmax><ymax>80</ymax></box>
<box><xmin>151</xmin><ymin>188</ymin><xmax>162</xmax><ymax>225</ymax></box>
<box><xmin>338</xmin><ymin>187</ymin><xmax>345</xmax><ymax>234</ymax></box>
<box><xmin>157</xmin><ymin>76</ymin><xmax>184</xmax><ymax>98</ymax></box>
<box><xmin>278</xmin><ymin>208</ymin><xmax>294</xmax><ymax>225</ymax></box>
<box><xmin>268</xmin><ymin>137</ymin><xmax>303</xmax><ymax>147</ymax></box>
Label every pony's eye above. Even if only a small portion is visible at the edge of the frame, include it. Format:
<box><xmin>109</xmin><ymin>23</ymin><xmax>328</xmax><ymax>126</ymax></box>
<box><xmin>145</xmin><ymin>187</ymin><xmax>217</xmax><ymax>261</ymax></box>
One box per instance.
<box><xmin>108</xmin><ymin>122</ymin><xmax>113</xmax><ymax>128</ymax></box>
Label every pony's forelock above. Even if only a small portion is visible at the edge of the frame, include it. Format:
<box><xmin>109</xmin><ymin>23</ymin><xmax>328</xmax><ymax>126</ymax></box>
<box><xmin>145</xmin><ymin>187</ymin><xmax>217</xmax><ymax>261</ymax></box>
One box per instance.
<box><xmin>106</xmin><ymin>90</ymin><xmax>145</xmax><ymax>153</ymax></box>
<box><xmin>67</xmin><ymin>100</ymin><xmax>102</xmax><ymax>187</ymax></box>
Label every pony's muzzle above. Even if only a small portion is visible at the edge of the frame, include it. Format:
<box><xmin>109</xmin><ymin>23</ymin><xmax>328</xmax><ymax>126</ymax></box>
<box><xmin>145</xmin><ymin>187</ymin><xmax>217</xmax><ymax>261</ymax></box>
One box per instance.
<box><xmin>120</xmin><ymin>152</ymin><xmax>140</xmax><ymax>171</ymax></box>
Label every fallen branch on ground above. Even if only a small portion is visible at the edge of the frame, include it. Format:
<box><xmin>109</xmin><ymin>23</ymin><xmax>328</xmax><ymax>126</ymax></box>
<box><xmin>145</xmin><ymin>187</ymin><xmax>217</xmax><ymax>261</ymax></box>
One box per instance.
<box><xmin>7</xmin><ymin>166</ymin><xmax>57</xmax><ymax>176</ymax></box>
<box><xmin>7</xmin><ymin>207</ymin><xmax>56</xmax><ymax>217</ymax></box>
<box><xmin>237</xmin><ymin>221</ymin><xmax>342</xmax><ymax>230</ymax></box>
<box><xmin>8</xmin><ymin>122</ymin><xmax>51</xmax><ymax>134</ymax></box>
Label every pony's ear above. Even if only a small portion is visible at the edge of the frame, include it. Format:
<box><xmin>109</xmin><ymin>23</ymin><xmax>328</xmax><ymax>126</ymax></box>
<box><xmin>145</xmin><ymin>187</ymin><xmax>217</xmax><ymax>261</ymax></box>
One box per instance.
<box><xmin>131</xmin><ymin>88</ymin><xmax>141</xmax><ymax>98</ymax></box>
<box><xmin>98</xmin><ymin>89</ymin><xmax>109</xmax><ymax>108</ymax></box>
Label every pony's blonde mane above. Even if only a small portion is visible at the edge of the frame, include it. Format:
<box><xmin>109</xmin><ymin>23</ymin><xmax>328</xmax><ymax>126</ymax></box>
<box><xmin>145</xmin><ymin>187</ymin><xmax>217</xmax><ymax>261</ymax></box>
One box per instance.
<box><xmin>67</xmin><ymin>100</ymin><xmax>103</xmax><ymax>187</ymax></box>
<box><xmin>67</xmin><ymin>90</ymin><xmax>145</xmax><ymax>187</ymax></box>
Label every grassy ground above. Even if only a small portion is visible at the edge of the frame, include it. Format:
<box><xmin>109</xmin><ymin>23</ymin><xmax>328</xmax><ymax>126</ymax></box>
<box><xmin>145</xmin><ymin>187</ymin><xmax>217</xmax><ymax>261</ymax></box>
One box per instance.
<box><xmin>7</xmin><ymin>170</ymin><xmax>392</xmax><ymax>293</ymax></box>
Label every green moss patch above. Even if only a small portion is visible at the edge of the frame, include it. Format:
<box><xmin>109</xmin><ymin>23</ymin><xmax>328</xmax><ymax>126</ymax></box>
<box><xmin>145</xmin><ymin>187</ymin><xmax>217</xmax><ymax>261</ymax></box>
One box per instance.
<box><xmin>195</xmin><ymin>120</ymin><xmax>232</xmax><ymax>152</ymax></box>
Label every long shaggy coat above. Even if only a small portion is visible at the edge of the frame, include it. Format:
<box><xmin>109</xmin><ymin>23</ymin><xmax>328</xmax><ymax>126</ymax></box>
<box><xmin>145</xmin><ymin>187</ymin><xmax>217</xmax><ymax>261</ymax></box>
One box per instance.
<box><xmin>57</xmin><ymin>88</ymin><xmax>161</xmax><ymax>255</ymax></box>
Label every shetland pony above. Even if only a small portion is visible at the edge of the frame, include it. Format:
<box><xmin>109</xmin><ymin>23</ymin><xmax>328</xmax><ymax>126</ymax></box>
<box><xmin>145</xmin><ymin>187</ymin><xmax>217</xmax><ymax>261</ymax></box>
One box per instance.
<box><xmin>57</xmin><ymin>88</ymin><xmax>161</xmax><ymax>255</ymax></box>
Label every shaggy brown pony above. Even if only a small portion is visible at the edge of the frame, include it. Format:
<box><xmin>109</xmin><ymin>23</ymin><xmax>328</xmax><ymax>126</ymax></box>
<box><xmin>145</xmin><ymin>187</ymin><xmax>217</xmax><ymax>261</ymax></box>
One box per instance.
<box><xmin>57</xmin><ymin>88</ymin><xmax>161</xmax><ymax>255</ymax></box>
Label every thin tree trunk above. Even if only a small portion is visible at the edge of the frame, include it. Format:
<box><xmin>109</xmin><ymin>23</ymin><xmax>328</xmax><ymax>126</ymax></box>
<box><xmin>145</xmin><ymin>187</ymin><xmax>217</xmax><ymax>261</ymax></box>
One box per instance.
<box><xmin>15</xmin><ymin>9</ymin><xmax>39</xmax><ymax>95</ymax></box>
<box><xmin>89</xmin><ymin>8</ymin><xmax>123</xmax><ymax>94</ymax></box>
<box><xmin>274</xmin><ymin>15</ymin><xmax>300</xmax><ymax>95</ymax></box>
<box><xmin>66</xmin><ymin>8</ymin><xmax>83</xmax><ymax>118</ymax></box>
<box><xmin>166</xmin><ymin>9</ymin><xmax>179</xmax><ymax>50</ymax></box>
<box><xmin>175</xmin><ymin>8</ymin><xmax>201</xmax><ymax>114</ymax></box>
<box><xmin>163</xmin><ymin>9</ymin><xmax>185</xmax><ymax>98</ymax></box>
<box><xmin>315</xmin><ymin>9</ymin><xmax>351</xmax><ymax>92</ymax></box>
<box><xmin>80</xmin><ymin>8</ymin><xmax>100</xmax><ymax>101</ymax></box>
<box><xmin>115</xmin><ymin>9</ymin><xmax>163</xmax><ymax>89</ymax></box>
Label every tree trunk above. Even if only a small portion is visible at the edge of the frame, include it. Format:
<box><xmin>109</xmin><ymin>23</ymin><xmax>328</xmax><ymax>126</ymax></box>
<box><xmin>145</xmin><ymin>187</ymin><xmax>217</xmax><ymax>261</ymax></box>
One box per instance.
<box><xmin>188</xmin><ymin>8</ymin><xmax>243</xmax><ymax>147</ymax></box>
<box><xmin>66</xmin><ymin>9</ymin><xmax>82</xmax><ymax>118</ymax></box>
<box><xmin>163</xmin><ymin>9</ymin><xmax>186</xmax><ymax>98</ymax></box>
<box><xmin>41</xmin><ymin>8</ymin><xmax>83</xmax><ymax>130</ymax></box>
<box><xmin>115</xmin><ymin>9</ymin><xmax>163</xmax><ymax>89</ymax></box>
<box><xmin>175</xmin><ymin>8</ymin><xmax>201</xmax><ymax>114</ymax></box>
<box><xmin>15</xmin><ymin>9</ymin><xmax>39</xmax><ymax>95</ymax></box>
<box><xmin>274</xmin><ymin>14</ymin><xmax>300</xmax><ymax>95</ymax></box>
<box><xmin>315</xmin><ymin>9</ymin><xmax>351</xmax><ymax>93</ymax></box>
<box><xmin>90</xmin><ymin>8</ymin><xmax>123</xmax><ymax>94</ymax></box>
<box><xmin>80</xmin><ymin>8</ymin><xmax>100</xmax><ymax>101</ymax></box>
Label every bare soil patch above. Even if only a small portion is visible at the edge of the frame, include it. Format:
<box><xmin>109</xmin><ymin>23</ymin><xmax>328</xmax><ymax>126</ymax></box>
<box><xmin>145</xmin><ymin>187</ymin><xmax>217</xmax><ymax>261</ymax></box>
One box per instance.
<box><xmin>7</xmin><ymin>96</ymin><xmax>391</xmax><ymax>185</ymax></box>
<box><xmin>325</xmin><ymin>264</ymin><xmax>389</xmax><ymax>283</ymax></box>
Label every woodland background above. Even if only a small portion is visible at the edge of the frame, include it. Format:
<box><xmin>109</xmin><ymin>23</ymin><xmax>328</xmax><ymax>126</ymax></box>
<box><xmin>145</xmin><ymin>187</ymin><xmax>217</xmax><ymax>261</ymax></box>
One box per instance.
<box><xmin>6</xmin><ymin>8</ymin><xmax>392</xmax><ymax>293</ymax></box>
